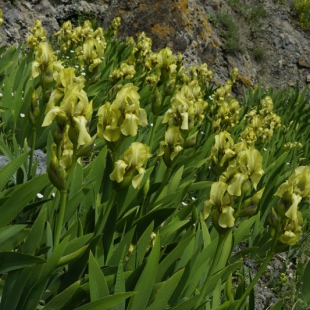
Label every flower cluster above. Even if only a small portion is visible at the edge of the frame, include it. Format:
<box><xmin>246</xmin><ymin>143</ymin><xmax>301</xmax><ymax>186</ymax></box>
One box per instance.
<box><xmin>163</xmin><ymin>80</ymin><xmax>208</xmax><ymax>130</ymax></box>
<box><xmin>240</xmin><ymin>96</ymin><xmax>282</xmax><ymax>145</ymax></box>
<box><xmin>159</xmin><ymin>80</ymin><xmax>208</xmax><ymax>166</ymax></box>
<box><xmin>26</xmin><ymin>20</ymin><xmax>47</xmax><ymax>50</ymax></box>
<box><xmin>284</xmin><ymin>141</ymin><xmax>303</xmax><ymax>150</ymax></box>
<box><xmin>145</xmin><ymin>47</ymin><xmax>178</xmax><ymax>87</ymax></box>
<box><xmin>42</xmin><ymin>67</ymin><xmax>94</xmax><ymax>150</ymax></box>
<box><xmin>31</xmin><ymin>41</ymin><xmax>63</xmax><ymax>89</ymax></box>
<box><xmin>97</xmin><ymin>83</ymin><xmax>148</xmax><ymax>142</ymax></box>
<box><xmin>111</xmin><ymin>17</ymin><xmax>121</xmax><ymax>35</ymax></box>
<box><xmin>110</xmin><ymin>142</ymin><xmax>152</xmax><ymax>189</ymax></box>
<box><xmin>210</xmin><ymin>68</ymin><xmax>241</xmax><ymax>132</ymax></box>
<box><xmin>269</xmin><ymin>166</ymin><xmax>310</xmax><ymax>245</ymax></box>
<box><xmin>110</xmin><ymin>62</ymin><xmax>136</xmax><ymax>80</ymax></box>
<box><xmin>54</xmin><ymin>20</ymin><xmax>107</xmax><ymax>72</ymax></box>
<box><xmin>204</xmin><ymin>131</ymin><xmax>264</xmax><ymax>229</ymax></box>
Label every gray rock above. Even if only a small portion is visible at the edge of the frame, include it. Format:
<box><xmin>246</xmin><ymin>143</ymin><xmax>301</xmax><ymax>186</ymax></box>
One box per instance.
<box><xmin>0</xmin><ymin>150</ymin><xmax>46</xmax><ymax>175</ymax></box>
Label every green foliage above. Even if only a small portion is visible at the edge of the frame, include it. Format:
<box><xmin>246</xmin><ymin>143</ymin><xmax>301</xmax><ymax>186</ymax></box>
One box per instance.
<box><xmin>293</xmin><ymin>0</ymin><xmax>310</xmax><ymax>30</ymax></box>
<box><xmin>0</xmin><ymin>13</ymin><xmax>309</xmax><ymax>310</ymax></box>
<box><xmin>209</xmin><ymin>11</ymin><xmax>243</xmax><ymax>53</ymax></box>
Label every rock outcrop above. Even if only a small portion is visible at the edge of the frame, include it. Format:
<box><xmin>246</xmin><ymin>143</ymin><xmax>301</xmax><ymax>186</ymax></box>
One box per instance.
<box><xmin>0</xmin><ymin>0</ymin><xmax>310</xmax><ymax>92</ymax></box>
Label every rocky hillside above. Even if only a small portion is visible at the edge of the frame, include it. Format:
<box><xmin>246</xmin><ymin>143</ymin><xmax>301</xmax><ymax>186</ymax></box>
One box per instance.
<box><xmin>0</xmin><ymin>0</ymin><xmax>310</xmax><ymax>92</ymax></box>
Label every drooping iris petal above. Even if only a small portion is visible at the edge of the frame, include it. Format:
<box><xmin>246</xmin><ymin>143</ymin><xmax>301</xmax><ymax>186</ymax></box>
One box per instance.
<box><xmin>121</xmin><ymin>113</ymin><xmax>139</xmax><ymax>136</ymax></box>
<box><xmin>227</xmin><ymin>172</ymin><xmax>248</xmax><ymax>196</ymax></box>
<box><xmin>110</xmin><ymin>160</ymin><xmax>128</xmax><ymax>183</ymax></box>
<box><xmin>285</xmin><ymin>193</ymin><xmax>302</xmax><ymax>225</ymax></box>
<box><xmin>73</xmin><ymin>116</ymin><xmax>92</xmax><ymax>146</ymax></box>
<box><xmin>102</xmin><ymin>125</ymin><xmax>121</xmax><ymax>142</ymax></box>
<box><xmin>218</xmin><ymin>206</ymin><xmax>235</xmax><ymax>228</ymax></box>
<box><xmin>42</xmin><ymin>107</ymin><xmax>66</xmax><ymax>126</ymax></box>
<box><xmin>209</xmin><ymin>181</ymin><xmax>229</xmax><ymax>207</ymax></box>
<box><xmin>132</xmin><ymin>167</ymin><xmax>146</xmax><ymax>189</ymax></box>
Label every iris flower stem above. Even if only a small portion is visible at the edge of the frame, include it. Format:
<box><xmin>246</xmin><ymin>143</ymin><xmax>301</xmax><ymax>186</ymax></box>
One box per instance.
<box><xmin>54</xmin><ymin>189</ymin><xmax>67</xmax><ymax>248</ymax></box>
<box><xmin>28</xmin><ymin>129</ymin><xmax>37</xmax><ymax>180</ymax></box>
<box><xmin>53</xmin><ymin>156</ymin><xmax>77</xmax><ymax>248</ymax></box>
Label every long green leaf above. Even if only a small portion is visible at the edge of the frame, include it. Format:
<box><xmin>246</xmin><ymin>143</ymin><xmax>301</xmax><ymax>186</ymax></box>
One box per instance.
<box><xmin>20</xmin><ymin>237</ymin><xmax>69</xmax><ymax>310</ymax></box>
<box><xmin>127</xmin><ymin>234</ymin><xmax>161</xmax><ymax>310</ymax></box>
<box><xmin>89</xmin><ymin>251</ymin><xmax>109</xmax><ymax>301</ymax></box>
<box><xmin>0</xmin><ymin>267</ymin><xmax>32</xmax><ymax>310</ymax></box>
<box><xmin>108</xmin><ymin>226</ymin><xmax>136</xmax><ymax>266</ymax></box>
<box><xmin>111</xmin><ymin>261</ymin><xmax>126</xmax><ymax>310</ymax></box>
<box><xmin>0</xmin><ymin>151</ymin><xmax>29</xmax><ymax>191</ymax></box>
<box><xmin>147</xmin><ymin>269</ymin><xmax>184</xmax><ymax>310</ymax></box>
<box><xmin>0</xmin><ymin>252</ymin><xmax>46</xmax><ymax>273</ymax></box>
<box><xmin>157</xmin><ymin>234</ymin><xmax>195</xmax><ymax>282</ymax></box>
<box><xmin>0</xmin><ymin>45</ymin><xmax>19</xmax><ymax>74</ymax></box>
<box><xmin>268</xmin><ymin>300</ymin><xmax>284</xmax><ymax>310</ymax></box>
<box><xmin>23</xmin><ymin>207</ymin><xmax>46</xmax><ymax>255</ymax></box>
<box><xmin>42</xmin><ymin>281</ymin><xmax>80</xmax><ymax>310</ymax></box>
<box><xmin>126</xmin><ymin>222</ymin><xmax>154</xmax><ymax>270</ymax></box>
<box><xmin>0</xmin><ymin>225</ymin><xmax>26</xmax><ymax>244</ymax></box>
<box><xmin>74</xmin><ymin>292</ymin><xmax>135</xmax><ymax>310</ymax></box>
<box><xmin>233</xmin><ymin>213</ymin><xmax>259</xmax><ymax>248</ymax></box>
<box><xmin>0</xmin><ymin>174</ymin><xmax>50</xmax><ymax>227</ymax></box>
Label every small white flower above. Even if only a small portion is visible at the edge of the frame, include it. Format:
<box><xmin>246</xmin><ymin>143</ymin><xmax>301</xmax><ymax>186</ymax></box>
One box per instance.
<box><xmin>51</xmin><ymin>192</ymin><xmax>56</xmax><ymax>198</ymax></box>
<box><xmin>0</xmin><ymin>93</ymin><xmax>3</xmax><ymax>98</ymax></box>
<box><xmin>11</xmin><ymin>92</ymin><xmax>14</xmax><ymax>96</ymax></box>
<box><xmin>37</xmin><ymin>193</ymin><xmax>44</xmax><ymax>199</ymax></box>
<box><xmin>75</xmin><ymin>65</ymin><xmax>79</xmax><ymax>68</ymax></box>
<box><xmin>20</xmin><ymin>113</ymin><xmax>25</xmax><ymax>118</ymax></box>
<box><xmin>191</xmin><ymin>196</ymin><xmax>196</xmax><ymax>201</ymax></box>
<box><xmin>150</xmin><ymin>123</ymin><xmax>154</xmax><ymax>127</ymax></box>
<box><xmin>263</xmin><ymin>148</ymin><xmax>267</xmax><ymax>151</ymax></box>
<box><xmin>81</xmin><ymin>72</ymin><xmax>86</xmax><ymax>76</ymax></box>
<box><xmin>181</xmin><ymin>201</ymin><xmax>188</xmax><ymax>206</ymax></box>
<box><xmin>286</xmin><ymin>162</ymin><xmax>290</xmax><ymax>165</ymax></box>
<box><xmin>66</xmin><ymin>56</ymin><xmax>70</xmax><ymax>59</ymax></box>
<box><xmin>200</xmin><ymin>131</ymin><xmax>205</xmax><ymax>135</ymax></box>
<box><xmin>70</xmin><ymin>50</ymin><xmax>74</xmax><ymax>53</ymax></box>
